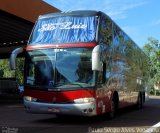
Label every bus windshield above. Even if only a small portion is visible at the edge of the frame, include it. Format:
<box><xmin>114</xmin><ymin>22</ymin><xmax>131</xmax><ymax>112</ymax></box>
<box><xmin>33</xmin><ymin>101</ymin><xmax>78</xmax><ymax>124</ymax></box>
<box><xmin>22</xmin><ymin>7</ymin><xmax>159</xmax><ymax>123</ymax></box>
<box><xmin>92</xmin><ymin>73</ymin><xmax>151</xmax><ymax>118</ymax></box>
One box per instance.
<box><xmin>25</xmin><ymin>48</ymin><xmax>94</xmax><ymax>90</ymax></box>
<box><xmin>29</xmin><ymin>16</ymin><xmax>98</xmax><ymax>45</ymax></box>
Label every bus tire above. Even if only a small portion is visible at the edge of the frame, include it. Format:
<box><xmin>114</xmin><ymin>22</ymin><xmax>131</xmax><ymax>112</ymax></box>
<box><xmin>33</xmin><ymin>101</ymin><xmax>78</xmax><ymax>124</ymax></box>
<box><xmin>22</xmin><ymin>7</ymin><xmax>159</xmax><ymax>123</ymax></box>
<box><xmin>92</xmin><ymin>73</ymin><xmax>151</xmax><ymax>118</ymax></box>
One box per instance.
<box><xmin>136</xmin><ymin>93</ymin><xmax>143</xmax><ymax>109</ymax></box>
<box><xmin>108</xmin><ymin>97</ymin><xmax>117</xmax><ymax>119</ymax></box>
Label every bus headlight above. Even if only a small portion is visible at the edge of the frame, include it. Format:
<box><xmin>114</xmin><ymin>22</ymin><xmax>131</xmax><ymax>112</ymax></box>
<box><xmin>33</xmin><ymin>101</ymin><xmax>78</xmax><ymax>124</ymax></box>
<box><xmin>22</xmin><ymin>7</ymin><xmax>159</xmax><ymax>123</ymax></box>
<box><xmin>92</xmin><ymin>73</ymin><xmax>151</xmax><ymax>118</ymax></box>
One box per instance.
<box><xmin>74</xmin><ymin>97</ymin><xmax>95</xmax><ymax>104</ymax></box>
<box><xmin>24</xmin><ymin>96</ymin><xmax>37</xmax><ymax>102</ymax></box>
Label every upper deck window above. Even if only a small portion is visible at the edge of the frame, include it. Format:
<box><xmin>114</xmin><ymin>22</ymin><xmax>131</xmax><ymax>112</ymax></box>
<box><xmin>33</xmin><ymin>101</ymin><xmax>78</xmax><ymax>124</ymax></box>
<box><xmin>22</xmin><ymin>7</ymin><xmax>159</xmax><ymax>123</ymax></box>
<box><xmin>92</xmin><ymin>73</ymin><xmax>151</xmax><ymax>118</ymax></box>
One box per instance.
<box><xmin>28</xmin><ymin>16</ymin><xmax>98</xmax><ymax>45</ymax></box>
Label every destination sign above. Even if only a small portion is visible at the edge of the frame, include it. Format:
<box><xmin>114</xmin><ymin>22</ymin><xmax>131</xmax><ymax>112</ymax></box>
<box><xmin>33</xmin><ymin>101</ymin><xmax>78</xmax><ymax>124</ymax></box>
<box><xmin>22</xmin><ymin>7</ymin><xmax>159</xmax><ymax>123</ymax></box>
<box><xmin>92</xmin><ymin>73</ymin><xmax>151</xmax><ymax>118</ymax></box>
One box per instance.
<box><xmin>38</xmin><ymin>22</ymin><xmax>87</xmax><ymax>32</ymax></box>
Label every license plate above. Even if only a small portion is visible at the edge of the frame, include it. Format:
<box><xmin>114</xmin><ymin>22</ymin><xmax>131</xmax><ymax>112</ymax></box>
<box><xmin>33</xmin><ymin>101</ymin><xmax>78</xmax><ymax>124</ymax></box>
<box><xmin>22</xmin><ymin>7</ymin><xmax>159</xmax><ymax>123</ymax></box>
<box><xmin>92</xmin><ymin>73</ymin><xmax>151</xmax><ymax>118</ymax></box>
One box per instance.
<box><xmin>48</xmin><ymin>107</ymin><xmax>60</xmax><ymax>112</ymax></box>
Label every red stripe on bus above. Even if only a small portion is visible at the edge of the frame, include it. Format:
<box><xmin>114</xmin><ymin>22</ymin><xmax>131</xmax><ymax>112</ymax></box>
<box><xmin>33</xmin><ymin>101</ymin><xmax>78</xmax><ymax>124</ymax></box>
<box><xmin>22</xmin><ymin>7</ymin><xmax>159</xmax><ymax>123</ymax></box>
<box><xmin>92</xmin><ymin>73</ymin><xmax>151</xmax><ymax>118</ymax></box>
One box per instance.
<box><xmin>25</xmin><ymin>43</ymin><xmax>96</xmax><ymax>50</ymax></box>
<box><xmin>24</xmin><ymin>89</ymin><xmax>96</xmax><ymax>103</ymax></box>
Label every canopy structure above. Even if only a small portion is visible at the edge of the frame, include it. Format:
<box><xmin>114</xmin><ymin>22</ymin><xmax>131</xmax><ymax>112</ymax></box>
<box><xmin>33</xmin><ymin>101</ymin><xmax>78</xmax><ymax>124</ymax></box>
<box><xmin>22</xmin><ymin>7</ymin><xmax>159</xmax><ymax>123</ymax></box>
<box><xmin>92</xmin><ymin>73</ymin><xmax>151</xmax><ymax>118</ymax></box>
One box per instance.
<box><xmin>0</xmin><ymin>0</ymin><xmax>60</xmax><ymax>58</ymax></box>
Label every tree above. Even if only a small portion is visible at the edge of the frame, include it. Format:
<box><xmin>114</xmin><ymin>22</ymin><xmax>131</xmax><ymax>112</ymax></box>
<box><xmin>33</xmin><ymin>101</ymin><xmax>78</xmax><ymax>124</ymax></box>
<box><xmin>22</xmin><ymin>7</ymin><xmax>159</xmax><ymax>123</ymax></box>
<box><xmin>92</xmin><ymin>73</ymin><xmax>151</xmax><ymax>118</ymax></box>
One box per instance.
<box><xmin>0</xmin><ymin>59</ymin><xmax>15</xmax><ymax>77</ymax></box>
<box><xmin>0</xmin><ymin>58</ymin><xmax>24</xmax><ymax>85</ymax></box>
<box><xmin>15</xmin><ymin>58</ymin><xmax>24</xmax><ymax>85</ymax></box>
<box><xmin>143</xmin><ymin>37</ymin><xmax>160</xmax><ymax>95</ymax></box>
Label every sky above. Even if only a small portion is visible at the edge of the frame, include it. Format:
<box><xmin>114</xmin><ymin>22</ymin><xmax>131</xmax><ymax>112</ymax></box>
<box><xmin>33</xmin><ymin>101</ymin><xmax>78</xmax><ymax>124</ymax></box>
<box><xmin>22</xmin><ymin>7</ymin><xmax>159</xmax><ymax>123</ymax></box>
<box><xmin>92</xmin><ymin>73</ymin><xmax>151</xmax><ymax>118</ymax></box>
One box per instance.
<box><xmin>44</xmin><ymin>0</ymin><xmax>160</xmax><ymax>48</ymax></box>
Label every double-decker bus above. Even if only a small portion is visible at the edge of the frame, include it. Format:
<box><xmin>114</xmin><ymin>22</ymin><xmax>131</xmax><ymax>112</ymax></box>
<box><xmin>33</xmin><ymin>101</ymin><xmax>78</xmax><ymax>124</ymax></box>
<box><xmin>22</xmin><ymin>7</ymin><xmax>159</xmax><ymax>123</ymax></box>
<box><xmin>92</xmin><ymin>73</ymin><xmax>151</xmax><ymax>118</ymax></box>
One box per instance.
<box><xmin>10</xmin><ymin>10</ymin><xmax>149</xmax><ymax>118</ymax></box>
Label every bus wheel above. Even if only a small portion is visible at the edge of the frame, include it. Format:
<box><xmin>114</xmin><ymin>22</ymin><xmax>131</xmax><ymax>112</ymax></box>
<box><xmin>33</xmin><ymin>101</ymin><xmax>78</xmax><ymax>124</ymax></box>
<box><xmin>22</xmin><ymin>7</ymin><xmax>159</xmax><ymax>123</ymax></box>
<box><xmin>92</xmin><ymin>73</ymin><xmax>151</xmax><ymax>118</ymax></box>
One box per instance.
<box><xmin>137</xmin><ymin>93</ymin><xmax>143</xmax><ymax>109</ymax></box>
<box><xmin>108</xmin><ymin>98</ymin><xmax>116</xmax><ymax>119</ymax></box>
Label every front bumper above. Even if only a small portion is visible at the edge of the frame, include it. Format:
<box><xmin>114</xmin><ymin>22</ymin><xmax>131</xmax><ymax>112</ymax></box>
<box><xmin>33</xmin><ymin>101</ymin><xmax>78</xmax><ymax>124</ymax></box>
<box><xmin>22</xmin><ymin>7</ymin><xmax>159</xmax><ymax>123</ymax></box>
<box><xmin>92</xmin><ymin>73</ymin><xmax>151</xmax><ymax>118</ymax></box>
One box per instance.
<box><xmin>24</xmin><ymin>100</ymin><xmax>97</xmax><ymax>116</ymax></box>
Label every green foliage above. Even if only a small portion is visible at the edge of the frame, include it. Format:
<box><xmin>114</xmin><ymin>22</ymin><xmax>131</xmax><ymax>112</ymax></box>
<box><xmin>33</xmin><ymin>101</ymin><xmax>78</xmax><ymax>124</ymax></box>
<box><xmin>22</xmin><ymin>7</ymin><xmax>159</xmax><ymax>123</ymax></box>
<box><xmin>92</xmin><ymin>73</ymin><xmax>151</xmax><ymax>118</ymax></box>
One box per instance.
<box><xmin>0</xmin><ymin>59</ymin><xmax>15</xmax><ymax>77</ymax></box>
<box><xmin>143</xmin><ymin>37</ymin><xmax>160</xmax><ymax>89</ymax></box>
<box><xmin>15</xmin><ymin>58</ymin><xmax>24</xmax><ymax>85</ymax></box>
<box><xmin>0</xmin><ymin>58</ymin><xmax>24</xmax><ymax>85</ymax></box>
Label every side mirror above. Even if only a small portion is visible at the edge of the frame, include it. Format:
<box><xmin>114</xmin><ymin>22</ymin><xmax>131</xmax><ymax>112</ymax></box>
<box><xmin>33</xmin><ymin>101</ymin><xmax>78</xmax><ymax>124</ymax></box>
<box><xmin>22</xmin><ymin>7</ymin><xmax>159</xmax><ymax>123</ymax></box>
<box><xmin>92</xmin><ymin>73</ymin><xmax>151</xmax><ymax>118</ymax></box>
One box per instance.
<box><xmin>10</xmin><ymin>47</ymin><xmax>23</xmax><ymax>70</ymax></box>
<box><xmin>92</xmin><ymin>45</ymin><xmax>102</xmax><ymax>71</ymax></box>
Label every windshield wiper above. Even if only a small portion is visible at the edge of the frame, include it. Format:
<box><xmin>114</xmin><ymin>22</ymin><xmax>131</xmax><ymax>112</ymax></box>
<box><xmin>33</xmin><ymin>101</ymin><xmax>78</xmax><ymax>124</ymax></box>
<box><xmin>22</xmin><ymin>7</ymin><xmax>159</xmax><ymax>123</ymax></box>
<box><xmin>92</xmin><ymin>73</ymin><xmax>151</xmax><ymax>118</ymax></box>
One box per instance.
<box><xmin>52</xmin><ymin>82</ymin><xmax>84</xmax><ymax>88</ymax></box>
<box><xmin>69</xmin><ymin>83</ymin><xmax>84</xmax><ymax>88</ymax></box>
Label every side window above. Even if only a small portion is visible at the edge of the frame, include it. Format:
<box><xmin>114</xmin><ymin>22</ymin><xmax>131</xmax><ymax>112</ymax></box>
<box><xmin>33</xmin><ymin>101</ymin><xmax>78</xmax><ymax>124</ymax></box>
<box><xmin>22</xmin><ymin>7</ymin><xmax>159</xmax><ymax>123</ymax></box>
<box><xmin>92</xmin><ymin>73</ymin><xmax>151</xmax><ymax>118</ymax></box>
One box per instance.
<box><xmin>105</xmin><ymin>63</ymin><xmax>111</xmax><ymax>82</ymax></box>
<box><xmin>96</xmin><ymin>62</ymin><xmax>106</xmax><ymax>85</ymax></box>
<box><xmin>97</xmin><ymin>15</ymin><xmax>113</xmax><ymax>86</ymax></box>
<box><xmin>97</xmin><ymin>61</ymin><xmax>111</xmax><ymax>86</ymax></box>
<box><xmin>97</xmin><ymin>70</ymin><xmax>103</xmax><ymax>85</ymax></box>
<box><xmin>99</xmin><ymin>15</ymin><xmax>112</xmax><ymax>45</ymax></box>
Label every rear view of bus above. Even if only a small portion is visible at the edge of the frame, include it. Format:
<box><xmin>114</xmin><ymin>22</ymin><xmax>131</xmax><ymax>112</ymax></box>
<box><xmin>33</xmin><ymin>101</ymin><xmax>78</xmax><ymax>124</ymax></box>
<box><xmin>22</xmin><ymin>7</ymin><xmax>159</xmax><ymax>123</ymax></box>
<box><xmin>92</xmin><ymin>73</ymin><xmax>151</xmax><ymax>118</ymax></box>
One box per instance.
<box><xmin>23</xmin><ymin>11</ymin><xmax>100</xmax><ymax>116</ymax></box>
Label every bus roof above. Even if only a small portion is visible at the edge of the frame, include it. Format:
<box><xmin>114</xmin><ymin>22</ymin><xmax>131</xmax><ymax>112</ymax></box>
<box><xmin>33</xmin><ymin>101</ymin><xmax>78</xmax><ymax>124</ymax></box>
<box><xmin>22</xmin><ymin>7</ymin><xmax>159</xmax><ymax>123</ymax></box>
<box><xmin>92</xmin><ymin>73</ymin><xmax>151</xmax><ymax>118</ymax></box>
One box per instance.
<box><xmin>38</xmin><ymin>10</ymin><xmax>101</xmax><ymax>19</ymax></box>
<box><xmin>32</xmin><ymin>10</ymin><xmax>148</xmax><ymax>58</ymax></box>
